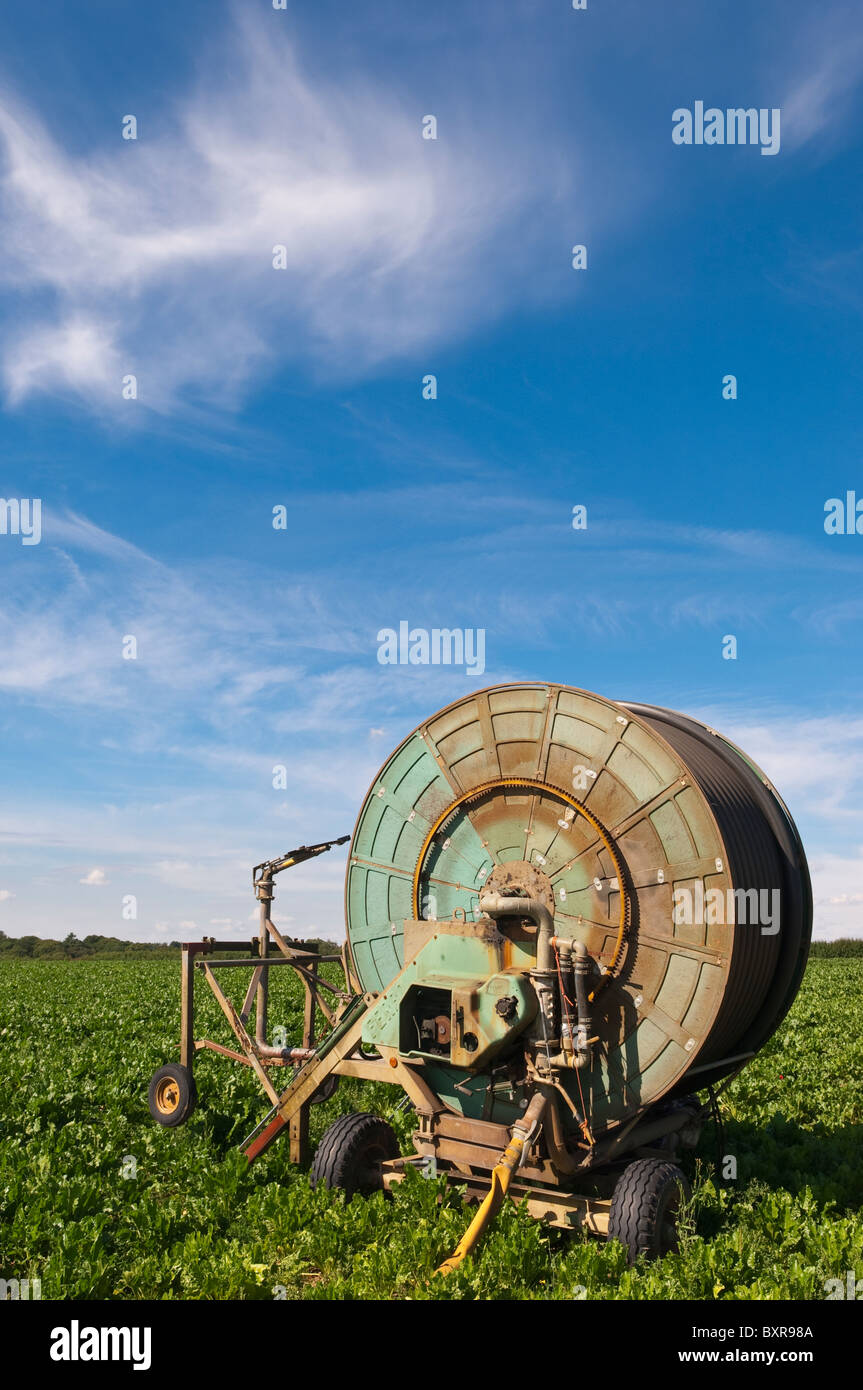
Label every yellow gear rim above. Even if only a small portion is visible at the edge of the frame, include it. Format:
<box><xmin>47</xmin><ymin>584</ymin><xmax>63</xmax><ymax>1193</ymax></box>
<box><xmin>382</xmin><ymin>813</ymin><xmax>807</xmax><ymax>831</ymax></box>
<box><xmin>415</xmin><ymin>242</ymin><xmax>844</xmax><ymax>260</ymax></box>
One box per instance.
<box><xmin>154</xmin><ymin>1075</ymin><xmax>181</xmax><ymax>1116</ymax></box>
<box><xmin>411</xmin><ymin>776</ymin><xmax>630</xmax><ymax>999</ymax></box>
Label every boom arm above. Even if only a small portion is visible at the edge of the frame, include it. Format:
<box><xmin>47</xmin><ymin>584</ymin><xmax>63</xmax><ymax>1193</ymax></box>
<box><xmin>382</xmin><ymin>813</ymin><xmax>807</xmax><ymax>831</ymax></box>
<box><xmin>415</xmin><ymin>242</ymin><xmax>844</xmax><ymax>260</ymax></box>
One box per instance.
<box><xmin>252</xmin><ymin>836</ymin><xmax>350</xmax><ymax>892</ymax></box>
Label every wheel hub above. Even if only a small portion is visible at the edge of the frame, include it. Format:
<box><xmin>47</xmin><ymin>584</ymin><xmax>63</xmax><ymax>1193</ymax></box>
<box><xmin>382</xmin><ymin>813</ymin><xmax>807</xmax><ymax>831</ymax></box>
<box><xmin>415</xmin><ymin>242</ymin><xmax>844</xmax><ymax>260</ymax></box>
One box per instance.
<box><xmin>155</xmin><ymin>1078</ymin><xmax>180</xmax><ymax>1114</ymax></box>
<box><xmin>481</xmin><ymin>859</ymin><xmax>555</xmax><ymax>919</ymax></box>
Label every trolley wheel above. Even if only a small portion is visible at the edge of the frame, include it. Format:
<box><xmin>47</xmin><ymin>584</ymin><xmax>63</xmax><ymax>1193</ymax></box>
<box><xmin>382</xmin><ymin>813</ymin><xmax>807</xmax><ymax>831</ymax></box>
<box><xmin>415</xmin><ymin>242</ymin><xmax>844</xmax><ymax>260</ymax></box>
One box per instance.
<box><xmin>148</xmin><ymin>1064</ymin><xmax>197</xmax><ymax>1128</ymax></box>
<box><xmin>310</xmin><ymin>1111</ymin><xmax>398</xmax><ymax>1199</ymax></box>
<box><xmin>607</xmin><ymin>1158</ymin><xmax>691</xmax><ymax>1263</ymax></box>
<box><xmin>310</xmin><ymin>1072</ymin><xmax>340</xmax><ymax>1105</ymax></box>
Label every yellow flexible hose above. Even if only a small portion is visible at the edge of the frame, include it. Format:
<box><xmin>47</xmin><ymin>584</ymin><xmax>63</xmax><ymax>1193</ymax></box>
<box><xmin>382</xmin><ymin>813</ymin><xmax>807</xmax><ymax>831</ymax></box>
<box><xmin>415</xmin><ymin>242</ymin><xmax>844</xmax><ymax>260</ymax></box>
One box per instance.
<box><xmin>436</xmin><ymin>1135</ymin><xmax>525</xmax><ymax>1276</ymax></box>
<box><xmin>436</xmin><ymin>1094</ymin><xmax>547</xmax><ymax>1277</ymax></box>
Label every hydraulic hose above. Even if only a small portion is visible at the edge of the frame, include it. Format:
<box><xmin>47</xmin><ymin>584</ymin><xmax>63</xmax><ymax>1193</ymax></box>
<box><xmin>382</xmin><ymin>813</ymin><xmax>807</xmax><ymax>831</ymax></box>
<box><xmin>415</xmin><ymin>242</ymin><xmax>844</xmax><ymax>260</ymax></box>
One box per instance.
<box><xmin>436</xmin><ymin>1093</ymin><xmax>547</xmax><ymax>1276</ymax></box>
<box><xmin>539</xmin><ymin>1084</ymin><xmax>583</xmax><ymax>1175</ymax></box>
<box><xmin>573</xmin><ymin>940</ymin><xmax>592</xmax><ymax>1060</ymax></box>
<box><xmin>549</xmin><ymin>935</ymin><xmax>594</xmax><ymax>1069</ymax></box>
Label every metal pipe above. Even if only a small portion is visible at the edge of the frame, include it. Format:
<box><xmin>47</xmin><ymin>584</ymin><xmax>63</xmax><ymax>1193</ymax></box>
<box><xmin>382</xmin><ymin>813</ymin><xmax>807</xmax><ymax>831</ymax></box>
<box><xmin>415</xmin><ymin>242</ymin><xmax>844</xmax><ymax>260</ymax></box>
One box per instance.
<box><xmin>686</xmin><ymin>1050</ymin><xmax>756</xmax><ymax>1077</ymax></box>
<box><xmin>538</xmin><ymin>1085</ymin><xmax>583</xmax><ymax>1175</ymax></box>
<box><xmin>255</xmin><ymin>875</ymin><xmax>271</xmax><ymax>1051</ymax></box>
<box><xmin>480</xmin><ymin>893</ymin><xmax>559</xmax><ymax>1043</ymax></box>
<box><xmin>255</xmin><ymin>1041</ymin><xmax>304</xmax><ymax>1060</ymax></box>
<box><xmin>553</xmin><ymin>938</ymin><xmax>576</xmax><ymax>1061</ymax></box>
<box><xmin>478</xmin><ymin>893</ymin><xmax>554</xmax><ymax>969</ymax></box>
<box><xmin>198</xmin><ymin>957</ymin><xmax>331</xmax><ymax>968</ymax></box>
<box><xmin>180</xmin><ymin>946</ymin><xmax>194</xmax><ymax>1072</ymax></box>
<box><xmin>593</xmin><ymin>1105</ymin><xmax>701</xmax><ymax>1165</ymax></box>
<box><xmin>251</xmin><ymin>900</ymin><xmax>297</xmax><ymax>1060</ymax></box>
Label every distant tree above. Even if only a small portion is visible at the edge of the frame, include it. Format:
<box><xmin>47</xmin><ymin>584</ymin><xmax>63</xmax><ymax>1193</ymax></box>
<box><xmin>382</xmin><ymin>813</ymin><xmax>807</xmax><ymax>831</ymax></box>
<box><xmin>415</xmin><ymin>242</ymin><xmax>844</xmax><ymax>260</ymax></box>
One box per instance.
<box><xmin>809</xmin><ymin>937</ymin><xmax>863</xmax><ymax>958</ymax></box>
<box><xmin>34</xmin><ymin>939</ymin><xmax>62</xmax><ymax>957</ymax></box>
<box><xmin>0</xmin><ymin>932</ymin><xmax>181</xmax><ymax>959</ymax></box>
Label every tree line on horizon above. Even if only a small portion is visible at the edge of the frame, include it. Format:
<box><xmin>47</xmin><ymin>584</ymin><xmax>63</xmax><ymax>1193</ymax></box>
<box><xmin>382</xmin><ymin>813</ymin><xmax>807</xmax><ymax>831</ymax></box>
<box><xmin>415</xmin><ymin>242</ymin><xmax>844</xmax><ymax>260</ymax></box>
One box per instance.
<box><xmin>0</xmin><ymin>930</ymin><xmax>343</xmax><ymax>959</ymax></box>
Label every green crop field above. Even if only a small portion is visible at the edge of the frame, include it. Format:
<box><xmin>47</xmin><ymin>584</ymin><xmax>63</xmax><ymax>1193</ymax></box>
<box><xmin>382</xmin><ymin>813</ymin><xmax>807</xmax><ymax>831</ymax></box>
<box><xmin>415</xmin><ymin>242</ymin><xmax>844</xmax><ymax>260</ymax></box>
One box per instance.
<box><xmin>1</xmin><ymin>956</ymin><xmax>861</xmax><ymax>1301</ymax></box>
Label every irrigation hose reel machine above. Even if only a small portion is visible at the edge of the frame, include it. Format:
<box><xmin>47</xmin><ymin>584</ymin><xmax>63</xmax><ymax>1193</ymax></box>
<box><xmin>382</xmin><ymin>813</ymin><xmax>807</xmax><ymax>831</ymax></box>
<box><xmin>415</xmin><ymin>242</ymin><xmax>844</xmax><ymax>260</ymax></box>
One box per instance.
<box><xmin>148</xmin><ymin>683</ymin><xmax>812</xmax><ymax>1268</ymax></box>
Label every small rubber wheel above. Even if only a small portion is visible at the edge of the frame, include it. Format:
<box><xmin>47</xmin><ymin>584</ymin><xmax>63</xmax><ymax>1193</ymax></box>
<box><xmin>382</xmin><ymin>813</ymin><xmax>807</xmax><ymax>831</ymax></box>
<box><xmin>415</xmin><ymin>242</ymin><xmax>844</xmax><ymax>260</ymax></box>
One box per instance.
<box><xmin>310</xmin><ymin>1111</ymin><xmax>398</xmax><ymax>1199</ymax></box>
<box><xmin>148</xmin><ymin>1064</ymin><xmax>197</xmax><ymax>1128</ymax></box>
<box><xmin>607</xmin><ymin>1158</ymin><xmax>691</xmax><ymax>1263</ymax></box>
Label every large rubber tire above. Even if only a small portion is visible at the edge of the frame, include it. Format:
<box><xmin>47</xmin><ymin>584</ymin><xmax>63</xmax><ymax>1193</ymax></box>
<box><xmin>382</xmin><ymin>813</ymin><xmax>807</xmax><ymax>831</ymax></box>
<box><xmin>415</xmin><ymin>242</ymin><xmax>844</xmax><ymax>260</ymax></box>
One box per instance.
<box><xmin>607</xmin><ymin>1158</ymin><xmax>691</xmax><ymax>1263</ymax></box>
<box><xmin>310</xmin><ymin>1112</ymin><xmax>398</xmax><ymax>1199</ymax></box>
<box><xmin>148</xmin><ymin>1064</ymin><xmax>197</xmax><ymax>1128</ymax></box>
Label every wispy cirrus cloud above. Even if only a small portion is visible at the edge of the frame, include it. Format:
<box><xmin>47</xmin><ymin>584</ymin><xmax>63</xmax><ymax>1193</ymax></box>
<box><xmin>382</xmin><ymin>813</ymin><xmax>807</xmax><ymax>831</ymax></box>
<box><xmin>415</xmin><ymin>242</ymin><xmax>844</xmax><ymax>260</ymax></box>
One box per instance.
<box><xmin>47</xmin><ymin>511</ymin><xmax>159</xmax><ymax>567</ymax></box>
<box><xmin>778</xmin><ymin>2</ymin><xmax>863</xmax><ymax>150</ymax></box>
<box><xmin>0</xmin><ymin>11</ymin><xmax>569</xmax><ymax>416</ymax></box>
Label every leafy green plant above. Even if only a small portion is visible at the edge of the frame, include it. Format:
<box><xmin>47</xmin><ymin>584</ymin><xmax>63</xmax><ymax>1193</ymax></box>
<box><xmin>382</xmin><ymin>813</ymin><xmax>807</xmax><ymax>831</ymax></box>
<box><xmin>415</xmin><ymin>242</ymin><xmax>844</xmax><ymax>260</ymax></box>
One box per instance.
<box><xmin>0</xmin><ymin>957</ymin><xmax>859</xmax><ymax>1300</ymax></box>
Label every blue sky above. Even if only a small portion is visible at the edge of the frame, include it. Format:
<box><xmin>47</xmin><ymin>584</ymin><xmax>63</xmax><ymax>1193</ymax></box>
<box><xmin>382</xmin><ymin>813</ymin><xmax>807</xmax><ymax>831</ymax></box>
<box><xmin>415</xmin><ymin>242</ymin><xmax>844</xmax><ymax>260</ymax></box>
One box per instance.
<box><xmin>1</xmin><ymin>0</ymin><xmax>862</xmax><ymax>941</ymax></box>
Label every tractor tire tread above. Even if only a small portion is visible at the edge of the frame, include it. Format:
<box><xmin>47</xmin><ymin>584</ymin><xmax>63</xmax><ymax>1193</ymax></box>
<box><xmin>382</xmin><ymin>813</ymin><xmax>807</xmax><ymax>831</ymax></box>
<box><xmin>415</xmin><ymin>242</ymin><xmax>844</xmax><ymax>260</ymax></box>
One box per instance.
<box><xmin>607</xmin><ymin>1157</ymin><xmax>690</xmax><ymax>1263</ymax></box>
<box><xmin>311</xmin><ymin>1111</ymin><xmax>398</xmax><ymax>1198</ymax></box>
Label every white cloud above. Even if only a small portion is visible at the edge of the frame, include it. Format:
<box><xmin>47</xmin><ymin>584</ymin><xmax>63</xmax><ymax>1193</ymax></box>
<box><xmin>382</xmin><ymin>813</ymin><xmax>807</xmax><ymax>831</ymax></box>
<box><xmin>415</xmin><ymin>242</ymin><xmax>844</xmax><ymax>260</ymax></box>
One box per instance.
<box><xmin>690</xmin><ymin>705</ymin><xmax>863</xmax><ymax>939</ymax></box>
<box><xmin>692</xmin><ymin>709</ymin><xmax>863</xmax><ymax>824</ymax></box>
<box><xmin>0</xmin><ymin>14</ymin><xmax>561</xmax><ymax>414</ymax></box>
<box><xmin>809</xmin><ymin>849</ymin><xmax>863</xmax><ymax>938</ymax></box>
<box><xmin>80</xmin><ymin>867</ymin><xmax>108</xmax><ymax>885</ymax></box>
<box><xmin>5</xmin><ymin>316</ymin><xmax>123</xmax><ymax>407</ymax></box>
<box><xmin>0</xmin><ymin>889</ymin><xmax>14</xmax><ymax>902</ymax></box>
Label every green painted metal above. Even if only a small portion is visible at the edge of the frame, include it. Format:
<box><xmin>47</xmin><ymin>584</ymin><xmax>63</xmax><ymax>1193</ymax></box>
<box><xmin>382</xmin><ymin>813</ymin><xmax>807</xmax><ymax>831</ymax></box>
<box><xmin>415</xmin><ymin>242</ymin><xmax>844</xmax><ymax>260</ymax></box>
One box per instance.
<box><xmin>361</xmin><ymin>929</ymin><xmax>536</xmax><ymax>1070</ymax></box>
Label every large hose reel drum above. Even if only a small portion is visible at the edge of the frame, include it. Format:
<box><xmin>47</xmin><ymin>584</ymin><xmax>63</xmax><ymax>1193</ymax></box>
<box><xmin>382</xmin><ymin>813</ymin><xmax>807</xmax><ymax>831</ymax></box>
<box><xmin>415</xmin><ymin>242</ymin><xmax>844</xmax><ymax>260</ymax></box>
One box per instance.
<box><xmin>345</xmin><ymin>683</ymin><xmax>811</xmax><ymax>1139</ymax></box>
